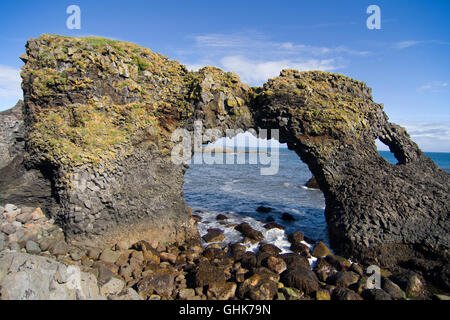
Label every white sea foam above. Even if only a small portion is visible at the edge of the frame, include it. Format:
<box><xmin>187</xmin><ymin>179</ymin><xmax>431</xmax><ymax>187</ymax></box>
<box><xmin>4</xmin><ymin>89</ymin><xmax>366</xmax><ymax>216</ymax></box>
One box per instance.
<box><xmin>195</xmin><ymin>209</ymin><xmax>317</xmax><ymax>266</ymax></box>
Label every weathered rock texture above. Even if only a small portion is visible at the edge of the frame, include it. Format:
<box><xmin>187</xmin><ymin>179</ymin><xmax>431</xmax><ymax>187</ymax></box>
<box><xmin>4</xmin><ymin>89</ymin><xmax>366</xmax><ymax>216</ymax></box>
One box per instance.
<box><xmin>0</xmin><ymin>100</ymin><xmax>25</xmax><ymax>170</ymax></box>
<box><xmin>0</xmin><ymin>35</ymin><xmax>448</xmax><ymax>279</ymax></box>
<box><xmin>0</xmin><ymin>100</ymin><xmax>53</xmax><ymax>207</ymax></box>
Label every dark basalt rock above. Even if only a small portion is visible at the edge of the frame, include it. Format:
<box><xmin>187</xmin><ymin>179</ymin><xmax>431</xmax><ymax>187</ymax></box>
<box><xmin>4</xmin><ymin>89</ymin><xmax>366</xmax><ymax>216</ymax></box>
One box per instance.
<box><xmin>234</xmin><ymin>223</ymin><xmax>264</xmax><ymax>242</ymax></box>
<box><xmin>281</xmin><ymin>212</ymin><xmax>296</xmax><ymax>221</ymax></box>
<box><xmin>280</xmin><ymin>266</ymin><xmax>319</xmax><ymax>295</ymax></box>
<box><xmin>0</xmin><ymin>35</ymin><xmax>448</xmax><ymax>290</ymax></box>
<box><xmin>256</xmin><ymin>206</ymin><xmax>272</xmax><ymax>213</ymax></box>
<box><xmin>305</xmin><ymin>176</ymin><xmax>320</xmax><ymax>189</ymax></box>
<box><xmin>0</xmin><ymin>100</ymin><xmax>25</xmax><ymax>170</ymax></box>
<box><xmin>0</xmin><ymin>100</ymin><xmax>53</xmax><ymax>209</ymax></box>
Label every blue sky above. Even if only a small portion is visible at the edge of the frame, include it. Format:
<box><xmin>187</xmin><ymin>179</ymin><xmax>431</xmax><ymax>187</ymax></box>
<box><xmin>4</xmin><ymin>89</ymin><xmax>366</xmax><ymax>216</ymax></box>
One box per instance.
<box><xmin>0</xmin><ymin>0</ymin><xmax>449</xmax><ymax>151</ymax></box>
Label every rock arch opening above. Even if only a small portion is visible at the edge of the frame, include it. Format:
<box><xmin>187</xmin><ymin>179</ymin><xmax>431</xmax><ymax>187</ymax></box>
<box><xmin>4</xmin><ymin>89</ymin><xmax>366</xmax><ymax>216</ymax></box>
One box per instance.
<box><xmin>182</xmin><ymin>131</ymin><xmax>329</xmax><ymax>251</ymax></box>
<box><xmin>376</xmin><ymin>138</ymin><xmax>399</xmax><ymax>165</ymax></box>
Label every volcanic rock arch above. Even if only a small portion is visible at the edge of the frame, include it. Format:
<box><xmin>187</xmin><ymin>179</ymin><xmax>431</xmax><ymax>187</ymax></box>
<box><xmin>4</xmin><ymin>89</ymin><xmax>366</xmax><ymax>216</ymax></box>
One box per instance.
<box><xmin>0</xmin><ymin>35</ymin><xmax>448</xmax><ymax>273</ymax></box>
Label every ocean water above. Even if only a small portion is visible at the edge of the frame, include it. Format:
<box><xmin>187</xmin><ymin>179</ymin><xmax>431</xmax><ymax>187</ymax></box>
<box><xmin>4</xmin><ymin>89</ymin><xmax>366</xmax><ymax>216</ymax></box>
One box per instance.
<box><xmin>183</xmin><ymin>148</ymin><xmax>450</xmax><ymax>251</ymax></box>
<box><xmin>379</xmin><ymin>151</ymin><xmax>450</xmax><ymax>173</ymax></box>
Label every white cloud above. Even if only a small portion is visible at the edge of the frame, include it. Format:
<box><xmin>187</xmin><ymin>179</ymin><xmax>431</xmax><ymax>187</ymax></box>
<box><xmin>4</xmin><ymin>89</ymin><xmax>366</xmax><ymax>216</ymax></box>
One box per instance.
<box><xmin>179</xmin><ymin>31</ymin><xmax>365</xmax><ymax>85</ymax></box>
<box><xmin>400</xmin><ymin>121</ymin><xmax>450</xmax><ymax>152</ymax></box>
<box><xmin>394</xmin><ymin>40</ymin><xmax>422</xmax><ymax>49</ymax></box>
<box><xmin>0</xmin><ymin>65</ymin><xmax>22</xmax><ymax>110</ymax></box>
<box><xmin>220</xmin><ymin>56</ymin><xmax>339</xmax><ymax>85</ymax></box>
<box><xmin>393</xmin><ymin>40</ymin><xmax>450</xmax><ymax>50</ymax></box>
<box><xmin>417</xmin><ymin>81</ymin><xmax>448</xmax><ymax>93</ymax></box>
<box><xmin>192</xmin><ymin>32</ymin><xmax>368</xmax><ymax>57</ymax></box>
<box><xmin>378</xmin><ymin>122</ymin><xmax>450</xmax><ymax>152</ymax></box>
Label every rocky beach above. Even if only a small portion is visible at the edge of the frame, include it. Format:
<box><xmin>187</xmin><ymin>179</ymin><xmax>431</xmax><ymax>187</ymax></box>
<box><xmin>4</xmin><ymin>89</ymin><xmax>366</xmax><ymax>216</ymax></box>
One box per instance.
<box><xmin>0</xmin><ymin>34</ymin><xmax>449</xmax><ymax>300</ymax></box>
<box><xmin>0</xmin><ymin>202</ymin><xmax>446</xmax><ymax>300</ymax></box>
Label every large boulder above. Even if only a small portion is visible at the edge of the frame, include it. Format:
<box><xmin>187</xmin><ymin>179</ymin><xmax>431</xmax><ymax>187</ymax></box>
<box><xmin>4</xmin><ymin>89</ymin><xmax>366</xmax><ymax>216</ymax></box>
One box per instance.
<box><xmin>0</xmin><ymin>252</ymin><xmax>104</xmax><ymax>300</ymax></box>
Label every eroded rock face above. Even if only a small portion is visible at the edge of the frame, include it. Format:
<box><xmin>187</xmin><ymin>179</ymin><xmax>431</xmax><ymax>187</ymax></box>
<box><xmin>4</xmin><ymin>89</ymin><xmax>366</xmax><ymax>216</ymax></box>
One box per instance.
<box><xmin>251</xmin><ymin>70</ymin><xmax>449</xmax><ymax>269</ymax></box>
<box><xmin>0</xmin><ymin>100</ymin><xmax>53</xmax><ymax>208</ymax></box>
<box><xmin>0</xmin><ymin>35</ymin><xmax>448</xmax><ymax>276</ymax></box>
<box><xmin>0</xmin><ymin>100</ymin><xmax>24</xmax><ymax>170</ymax></box>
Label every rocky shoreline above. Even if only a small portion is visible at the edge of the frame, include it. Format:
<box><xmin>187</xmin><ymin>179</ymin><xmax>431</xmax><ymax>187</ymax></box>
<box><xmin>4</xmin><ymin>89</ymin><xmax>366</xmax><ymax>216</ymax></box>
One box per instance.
<box><xmin>1</xmin><ymin>203</ymin><xmax>448</xmax><ymax>300</ymax></box>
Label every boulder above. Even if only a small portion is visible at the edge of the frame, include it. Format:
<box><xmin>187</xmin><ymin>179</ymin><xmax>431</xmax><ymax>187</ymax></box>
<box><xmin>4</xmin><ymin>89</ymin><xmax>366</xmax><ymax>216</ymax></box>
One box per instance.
<box><xmin>325</xmin><ymin>255</ymin><xmax>352</xmax><ymax>271</ymax></box>
<box><xmin>279</xmin><ymin>253</ymin><xmax>310</xmax><ymax>270</ymax></box>
<box><xmin>207</xmin><ymin>282</ymin><xmax>237</xmax><ymax>300</ymax></box>
<box><xmin>280</xmin><ymin>267</ymin><xmax>319</xmax><ymax>295</ymax></box>
<box><xmin>194</xmin><ymin>261</ymin><xmax>226</xmax><ymax>287</ymax></box>
<box><xmin>0</xmin><ymin>252</ymin><xmax>104</xmax><ymax>300</ymax></box>
<box><xmin>263</xmin><ymin>222</ymin><xmax>284</xmax><ymax>230</ymax></box>
<box><xmin>313</xmin><ymin>258</ymin><xmax>337</xmax><ymax>282</ymax></box>
<box><xmin>390</xmin><ymin>272</ymin><xmax>424</xmax><ymax>298</ymax></box>
<box><xmin>49</xmin><ymin>241</ymin><xmax>69</xmax><ymax>256</ymax></box>
<box><xmin>258</xmin><ymin>243</ymin><xmax>282</xmax><ymax>256</ymax></box>
<box><xmin>137</xmin><ymin>268</ymin><xmax>175</xmax><ymax>299</ymax></box>
<box><xmin>264</xmin><ymin>256</ymin><xmax>287</xmax><ymax>274</ymax></box>
<box><xmin>327</xmin><ymin>271</ymin><xmax>360</xmax><ymax>288</ymax></box>
<box><xmin>25</xmin><ymin>240</ymin><xmax>41</xmax><ymax>255</ymax></box>
<box><xmin>281</xmin><ymin>213</ymin><xmax>296</xmax><ymax>221</ymax></box>
<box><xmin>238</xmin><ymin>273</ymin><xmax>278</xmax><ymax>300</ymax></box>
<box><xmin>312</xmin><ymin>241</ymin><xmax>331</xmax><ymax>258</ymax></box>
<box><xmin>99</xmin><ymin>248</ymin><xmax>121</xmax><ymax>264</ymax></box>
<box><xmin>202</xmin><ymin>229</ymin><xmax>225</xmax><ymax>243</ymax></box>
<box><xmin>99</xmin><ymin>277</ymin><xmax>125</xmax><ymax>296</ymax></box>
<box><xmin>381</xmin><ymin>277</ymin><xmax>406</xmax><ymax>300</ymax></box>
<box><xmin>235</xmin><ymin>223</ymin><xmax>264</xmax><ymax>242</ymax></box>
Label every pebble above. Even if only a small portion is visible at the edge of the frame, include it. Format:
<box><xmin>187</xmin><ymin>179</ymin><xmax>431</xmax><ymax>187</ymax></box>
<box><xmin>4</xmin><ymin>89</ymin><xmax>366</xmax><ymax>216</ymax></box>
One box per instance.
<box><xmin>26</xmin><ymin>240</ymin><xmax>41</xmax><ymax>255</ymax></box>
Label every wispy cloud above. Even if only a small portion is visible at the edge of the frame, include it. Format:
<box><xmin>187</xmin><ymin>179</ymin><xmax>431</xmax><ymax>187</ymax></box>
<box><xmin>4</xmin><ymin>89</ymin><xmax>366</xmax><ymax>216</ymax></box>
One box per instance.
<box><xmin>181</xmin><ymin>31</ymin><xmax>366</xmax><ymax>85</ymax></box>
<box><xmin>417</xmin><ymin>81</ymin><xmax>449</xmax><ymax>93</ymax></box>
<box><xmin>219</xmin><ymin>56</ymin><xmax>339</xmax><ymax>84</ymax></box>
<box><xmin>192</xmin><ymin>32</ymin><xmax>369</xmax><ymax>57</ymax></box>
<box><xmin>394</xmin><ymin>40</ymin><xmax>422</xmax><ymax>49</ymax></box>
<box><xmin>393</xmin><ymin>39</ymin><xmax>450</xmax><ymax>50</ymax></box>
<box><xmin>401</xmin><ymin>121</ymin><xmax>450</xmax><ymax>152</ymax></box>
<box><xmin>0</xmin><ymin>65</ymin><xmax>22</xmax><ymax>110</ymax></box>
